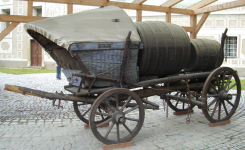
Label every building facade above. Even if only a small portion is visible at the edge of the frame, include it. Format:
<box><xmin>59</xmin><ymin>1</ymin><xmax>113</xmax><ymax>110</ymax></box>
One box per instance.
<box><xmin>0</xmin><ymin>0</ymin><xmax>244</xmax><ymax>75</ymax></box>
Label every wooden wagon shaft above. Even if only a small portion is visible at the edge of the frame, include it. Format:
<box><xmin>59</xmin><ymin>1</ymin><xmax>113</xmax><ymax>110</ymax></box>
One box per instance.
<box><xmin>4</xmin><ymin>84</ymin><xmax>96</xmax><ymax>103</ymax></box>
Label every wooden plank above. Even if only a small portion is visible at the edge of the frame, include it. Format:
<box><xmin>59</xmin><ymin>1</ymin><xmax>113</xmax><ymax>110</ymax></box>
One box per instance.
<box><xmin>4</xmin><ymin>84</ymin><xmax>40</xmax><ymax>97</ymax></box>
<box><xmin>103</xmin><ymin>0</ymin><xmax>109</xmax><ymax>6</ymax></box>
<box><xmin>209</xmin><ymin>120</ymin><xmax>230</xmax><ymax>127</ymax></box>
<box><xmin>133</xmin><ymin>0</ymin><xmax>147</xmax><ymax>4</ymax></box>
<box><xmin>28</xmin><ymin>0</ymin><xmax>33</xmax><ymax>16</ymax></box>
<box><xmin>173</xmin><ymin>110</ymin><xmax>193</xmax><ymax>115</ymax></box>
<box><xmin>0</xmin><ymin>22</ymin><xmax>20</xmax><ymax>41</ymax></box>
<box><xmin>22</xmin><ymin>0</ymin><xmax>194</xmax><ymax>15</ymax></box>
<box><xmin>181</xmin><ymin>26</ymin><xmax>193</xmax><ymax>32</ymax></box>
<box><xmin>102</xmin><ymin>142</ymin><xmax>133</xmax><ymax>150</ymax></box>
<box><xmin>161</xmin><ymin>0</ymin><xmax>183</xmax><ymax>7</ymax></box>
<box><xmin>188</xmin><ymin>0</ymin><xmax>217</xmax><ymax>10</ymax></box>
<box><xmin>0</xmin><ymin>14</ymin><xmax>47</xmax><ymax>23</ymax></box>
<box><xmin>190</xmin><ymin>15</ymin><xmax>197</xmax><ymax>39</ymax></box>
<box><xmin>67</xmin><ymin>3</ymin><xmax>73</xmax><ymax>14</ymax></box>
<box><xmin>166</xmin><ymin>12</ymin><xmax>171</xmax><ymax>23</ymax></box>
<box><xmin>194</xmin><ymin>12</ymin><xmax>210</xmax><ymax>34</ymax></box>
<box><xmin>194</xmin><ymin>0</ymin><xmax>245</xmax><ymax>14</ymax></box>
<box><xmin>136</xmin><ymin>9</ymin><xmax>142</xmax><ymax>22</ymax></box>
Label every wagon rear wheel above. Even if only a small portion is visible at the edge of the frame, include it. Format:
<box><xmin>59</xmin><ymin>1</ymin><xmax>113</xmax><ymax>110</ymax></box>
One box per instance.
<box><xmin>89</xmin><ymin>88</ymin><xmax>145</xmax><ymax>145</ymax></box>
<box><xmin>202</xmin><ymin>67</ymin><xmax>241</xmax><ymax>123</ymax></box>
<box><xmin>73</xmin><ymin>102</ymin><xmax>109</xmax><ymax>124</ymax></box>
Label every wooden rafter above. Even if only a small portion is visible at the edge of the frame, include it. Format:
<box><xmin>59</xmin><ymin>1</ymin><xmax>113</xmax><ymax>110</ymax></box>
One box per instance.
<box><xmin>161</xmin><ymin>0</ymin><xmax>183</xmax><ymax>7</ymax></box>
<box><xmin>166</xmin><ymin>12</ymin><xmax>171</xmax><ymax>23</ymax></box>
<box><xmin>194</xmin><ymin>12</ymin><xmax>210</xmax><ymax>34</ymax></box>
<box><xmin>133</xmin><ymin>0</ymin><xmax>147</xmax><ymax>4</ymax></box>
<box><xmin>20</xmin><ymin>0</ymin><xmax>194</xmax><ymax>15</ymax></box>
<box><xmin>136</xmin><ymin>9</ymin><xmax>142</xmax><ymax>22</ymax></box>
<box><xmin>0</xmin><ymin>14</ymin><xmax>47</xmax><ymax>22</ymax></box>
<box><xmin>28</xmin><ymin>0</ymin><xmax>33</xmax><ymax>16</ymax></box>
<box><xmin>182</xmin><ymin>26</ymin><xmax>193</xmax><ymax>32</ymax></box>
<box><xmin>195</xmin><ymin>0</ymin><xmax>245</xmax><ymax>14</ymax></box>
<box><xmin>187</xmin><ymin>0</ymin><xmax>217</xmax><ymax>10</ymax></box>
<box><xmin>67</xmin><ymin>3</ymin><xmax>73</xmax><ymax>14</ymax></box>
<box><xmin>0</xmin><ymin>22</ymin><xmax>20</xmax><ymax>41</ymax></box>
<box><xmin>103</xmin><ymin>0</ymin><xmax>109</xmax><ymax>6</ymax></box>
<box><xmin>190</xmin><ymin>15</ymin><xmax>197</xmax><ymax>39</ymax></box>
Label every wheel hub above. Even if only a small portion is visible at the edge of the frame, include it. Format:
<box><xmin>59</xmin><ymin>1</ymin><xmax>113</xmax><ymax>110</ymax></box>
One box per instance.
<box><xmin>112</xmin><ymin>111</ymin><xmax>125</xmax><ymax>124</ymax></box>
<box><xmin>219</xmin><ymin>90</ymin><xmax>232</xmax><ymax>101</ymax></box>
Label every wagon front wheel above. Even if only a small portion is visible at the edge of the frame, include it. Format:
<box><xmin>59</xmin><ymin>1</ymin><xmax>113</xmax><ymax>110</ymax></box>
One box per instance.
<box><xmin>89</xmin><ymin>88</ymin><xmax>145</xmax><ymax>145</ymax></box>
<box><xmin>202</xmin><ymin>67</ymin><xmax>241</xmax><ymax>123</ymax></box>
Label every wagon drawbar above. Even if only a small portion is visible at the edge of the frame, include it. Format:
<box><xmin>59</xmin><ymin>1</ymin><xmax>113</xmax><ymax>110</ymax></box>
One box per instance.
<box><xmin>4</xmin><ymin>6</ymin><xmax>241</xmax><ymax>148</ymax></box>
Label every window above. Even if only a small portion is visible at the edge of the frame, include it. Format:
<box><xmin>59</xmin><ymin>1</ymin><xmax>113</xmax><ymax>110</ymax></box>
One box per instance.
<box><xmin>33</xmin><ymin>6</ymin><xmax>42</xmax><ymax>17</ymax></box>
<box><xmin>224</xmin><ymin>36</ymin><xmax>237</xmax><ymax>58</ymax></box>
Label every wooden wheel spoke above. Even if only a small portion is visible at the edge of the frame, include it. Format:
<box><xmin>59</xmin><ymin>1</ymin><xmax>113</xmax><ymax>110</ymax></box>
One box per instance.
<box><xmin>117</xmin><ymin>124</ymin><xmax>120</xmax><ymax>140</ymax></box>
<box><xmin>96</xmin><ymin>118</ymin><xmax>112</xmax><ymax>128</ymax></box>
<box><xmin>95</xmin><ymin>111</ymin><xmax>111</xmax><ymax>117</ymax></box>
<box><xmin>122</xmin><ymin>123</ymin><xmax>132</xmax><ymax>134</ymax></box>
<box><xmin>174</xmin><ymin>100</ymin><xmax>179</xmax><ymax>107</ymax></box>
<box><xmin>104</xmin><ymin>122</ymin><xmax>115</xmax><ymax>138</ymax></box>
<box><xmin>211</xmin><ymin>100</ymin><xmax>219</xmax><ymax>118</ymax></box>
<box><xmin>221</xmin><ymin>72</ymin><xmax>226</xmax><ymax>89</ymax></box>
<box><xmin>182</xmin><ymin>102</ymin><xmax>185</xmax><ymax>109</ymax></box>
<box><xmin>216</xmin><ymin>76</ymin><xmax>220</xmax><ymax>91</ymax></box>
<box><xmin>222</xmin><ymin>101</ymin><xmax>229</xmax><ymax>116</ymax></box>
<box><xmin>120</xmin><ymin>96</ymin><xmax>132</xmax><ymax>111</ymax></box>
<box><xmin>224</xmin><ymin>74</ymin><xmax>233</xmax><ymax>90</ymax></box>
<box><xmin>225</xmin><ymin>99</ymin><xmax>235</xmax><ymax>107</ymax></box>
<box><xmin>103</xmin><ymin>100</ymin><xmax>114</xmax><ymax>112</ymax></box>
<box><xmin>210</xmin><ymin>83</ymin><xmax>219</xmax><ymax>93</ymax></box>
<box><xmin>98</xmin><ymin>108</ymin><xmax>105</xmax><ymax>119</ymax></box>
<box><xmin>82</xmin><ymin>107</ymin><xmax>91</xmax><ymax>116</ymax></box>
<box><xmin>218</xmin><ymin>101</ymin><xmax>221</xmax><ymax>120</ymax></box>
<box><xmin>115</xmin><ymin>94</ymin><xmax>119</xmax><ymax>110</ymax></box>
<box><xmin>125</xmin><ymin>117</ymin><xmax>139</xmax><ymax>122</ymax></box>
<box><xmin>124</xmin><ymin>105</ymin><xmax>139</xmax><ymax>114</ymax></box>
<box><xmin>226</xmin><ymin>83</ymin><xmax>237</xmax><ymax>92</ymax></box>
<box><xmin>207</xmin><ymin>97</ymin><xmax>219</xmax><ymax>108</ymax></box>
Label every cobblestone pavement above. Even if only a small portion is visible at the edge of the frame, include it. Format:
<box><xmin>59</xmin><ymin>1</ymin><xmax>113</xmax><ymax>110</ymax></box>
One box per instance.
<box><xmin>1</xmin><ymin>73</ymin><xmax>245</xmax><ymax>150</ymax></box>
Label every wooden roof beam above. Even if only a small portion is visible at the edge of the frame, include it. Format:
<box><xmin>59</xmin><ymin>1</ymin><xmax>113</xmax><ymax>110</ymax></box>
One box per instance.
<box><xmin>0</xmin><ymin>22</ymin><xmax>20</xmax><ymax>41</ymax></box>
<box><xmin>187</xmin><ymin>0</ymin><xmax>217</xmax><ymax>10</ymax></box>
<box><xmin>133</xmin><ymin>0</ymin><xmax>147</xmax><ymax>4</ymax></box>
<box><xmin>0</xmin><ymin>14</ymin><xmax>47</xmax><ymax>23</ymax></box>
<box><xmin>161</xmin><ymin>0</ymin><xmax>183</xmax><ymax>7</ymax></box>
<box><xmin>21</xmin><ymin>0</ymin><xmax>194</xmax><ymax>15</ymax></box>
<box><xmin>194</xmin><ymin>0</ymin><xmax>245</xmax><ymax>15</ymax></box>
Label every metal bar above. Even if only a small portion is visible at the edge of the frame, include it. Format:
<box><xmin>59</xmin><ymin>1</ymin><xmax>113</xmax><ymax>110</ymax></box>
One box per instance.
<box><xmin>74</xmin><ymin>73</ymin><xmax>118</xmax><ymax>82</ymax></box>
<box><xmin>118</xmin><ymin>102</ymin><xmax>159</xmax><ymax>110</ymax></box>
<box><xmin>135</xmin><ymin>72</ymin><xmax>211</xmax><ymax>86</ymax></box>
<box><xmin>165</xmin><ymin>95</ymin><xmax>205</xmax><ymax>107</ymax></box>
<box><xmin>134</xmin><ymin>83</ymin><xmax>204</xmax><ymax>98</ymax></box>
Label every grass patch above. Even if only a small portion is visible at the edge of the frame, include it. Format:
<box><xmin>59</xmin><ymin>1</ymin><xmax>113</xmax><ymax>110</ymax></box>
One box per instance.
<box><xmin>0</xmin><ymin>68</ymin><xmax>56</xmax><ymax>74</ymax></box>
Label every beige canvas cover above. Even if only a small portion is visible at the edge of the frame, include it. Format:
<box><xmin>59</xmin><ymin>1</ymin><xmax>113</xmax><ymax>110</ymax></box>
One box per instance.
<box><xmin>24</xmin><ymin>6</ymin><xmax>141</xmax><ymax>50</ymax></box>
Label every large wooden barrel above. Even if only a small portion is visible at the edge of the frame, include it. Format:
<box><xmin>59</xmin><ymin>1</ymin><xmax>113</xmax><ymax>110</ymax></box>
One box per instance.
<box><xmin>185</xmin><ymin>38</ymin><xmax>223</xmax><ymax>72</ymax></box>
<box><xmin>134</xmin><ymin>21</ymin><xmax>191</xmax><ymax>76</ymax></box>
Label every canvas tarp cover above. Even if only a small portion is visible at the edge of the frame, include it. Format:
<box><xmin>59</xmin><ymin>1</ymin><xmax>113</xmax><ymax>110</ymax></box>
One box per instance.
<box><xmin>24</xmin><ymin>6</ymin><xmax>141</xmax><ymax>50</ymax></box>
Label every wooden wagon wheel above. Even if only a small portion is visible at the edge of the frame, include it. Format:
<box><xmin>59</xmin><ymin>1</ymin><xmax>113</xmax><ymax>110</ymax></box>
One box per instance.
<box><xmin>167</xmin><ymin>92</ymin><xmax>195</xmax><ymax>112</ymax></box>
<box><xmin>73</xmin><ymin>101</ymin><xmax>109</xmax><ymax>124</ymax></box>
<box><xmin>202</xmin><ymin>67</ymin><xmax>241</xmax><ymax>123</ymax></box>
<box><xmin>89</xmin><ymin>88</ymin><xmax>145</xmax><ymax>145</ymax></box>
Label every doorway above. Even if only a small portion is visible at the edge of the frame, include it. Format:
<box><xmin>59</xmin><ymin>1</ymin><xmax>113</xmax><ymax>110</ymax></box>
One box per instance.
<box><xmin>31</xmin><ymin>40</ymin><xmax>42</xmax><ymax>66</ymax></box>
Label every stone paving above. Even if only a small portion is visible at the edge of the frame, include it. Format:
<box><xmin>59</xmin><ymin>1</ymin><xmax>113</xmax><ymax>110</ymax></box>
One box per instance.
<box><xmin>0</xmin><ymin>73</ymin><xmax>245</xmax><ymax>150</ymax></box>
